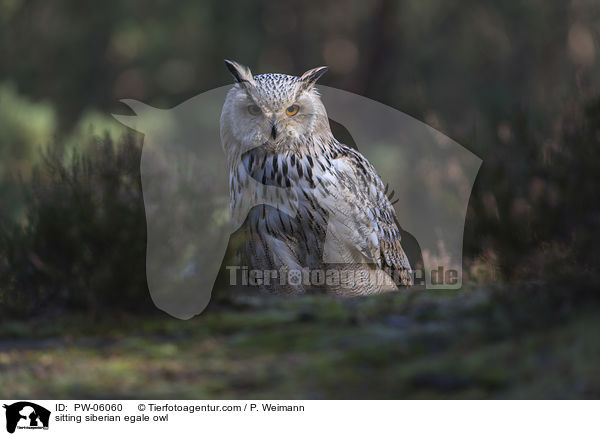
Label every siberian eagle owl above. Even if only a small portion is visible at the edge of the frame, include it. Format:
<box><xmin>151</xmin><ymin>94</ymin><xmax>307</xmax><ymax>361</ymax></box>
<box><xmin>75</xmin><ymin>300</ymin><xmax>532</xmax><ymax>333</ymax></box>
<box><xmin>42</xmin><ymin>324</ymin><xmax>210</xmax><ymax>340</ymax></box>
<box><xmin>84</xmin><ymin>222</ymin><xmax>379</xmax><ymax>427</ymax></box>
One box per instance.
<box><xmin>220</xmin><ymin>60</ymin><xmax>412</xmax><ymax>295</ymax></box>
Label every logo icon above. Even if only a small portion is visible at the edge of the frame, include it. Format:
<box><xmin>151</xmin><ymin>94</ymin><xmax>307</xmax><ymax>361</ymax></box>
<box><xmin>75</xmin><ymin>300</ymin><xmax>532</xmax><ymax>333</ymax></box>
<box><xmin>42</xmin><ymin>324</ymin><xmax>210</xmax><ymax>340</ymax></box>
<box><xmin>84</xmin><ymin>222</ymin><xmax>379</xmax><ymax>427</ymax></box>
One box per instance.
<box><xmin>3</xmin><ymin>402</ymin><xmax>50</xmax><ymax>434</ymax></box>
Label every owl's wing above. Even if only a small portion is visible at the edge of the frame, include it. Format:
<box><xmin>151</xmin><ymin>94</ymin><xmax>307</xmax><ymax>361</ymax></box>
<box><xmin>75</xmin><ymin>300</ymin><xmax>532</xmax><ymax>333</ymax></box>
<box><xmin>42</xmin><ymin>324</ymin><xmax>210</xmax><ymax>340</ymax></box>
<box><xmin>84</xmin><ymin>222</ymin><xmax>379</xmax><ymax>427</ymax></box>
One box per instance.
<box><xmin>312</xmin><ymin>144</ymin><xmax>412</xmax><ymax>280</ymax></box>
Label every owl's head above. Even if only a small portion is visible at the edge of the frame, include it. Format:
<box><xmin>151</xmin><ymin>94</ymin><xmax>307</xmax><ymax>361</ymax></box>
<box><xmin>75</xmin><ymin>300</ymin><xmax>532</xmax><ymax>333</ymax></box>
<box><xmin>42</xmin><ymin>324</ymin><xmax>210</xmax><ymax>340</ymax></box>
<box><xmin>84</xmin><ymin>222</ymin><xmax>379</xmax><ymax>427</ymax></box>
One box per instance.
<box><xmin>220</xmin><ymin>60</ymin><xmax>329</xmax><ymax>156</ymax></box>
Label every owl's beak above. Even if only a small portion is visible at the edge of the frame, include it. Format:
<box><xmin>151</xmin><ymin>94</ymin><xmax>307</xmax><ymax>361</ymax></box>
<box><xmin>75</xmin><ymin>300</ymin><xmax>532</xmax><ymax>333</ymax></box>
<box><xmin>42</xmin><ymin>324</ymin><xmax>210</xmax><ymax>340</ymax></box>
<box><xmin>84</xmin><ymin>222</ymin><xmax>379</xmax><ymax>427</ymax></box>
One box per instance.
<box><xmin>271</xmin><ymin>123</ymin><xmax>278</xmax><ymax>140</ymax></box>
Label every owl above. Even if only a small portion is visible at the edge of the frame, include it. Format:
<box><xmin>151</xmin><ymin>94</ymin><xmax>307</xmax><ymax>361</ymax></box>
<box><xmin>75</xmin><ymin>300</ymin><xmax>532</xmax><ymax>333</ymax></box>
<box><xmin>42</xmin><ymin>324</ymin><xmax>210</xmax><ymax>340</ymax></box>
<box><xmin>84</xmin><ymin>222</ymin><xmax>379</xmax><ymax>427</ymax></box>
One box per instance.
<box><xmin>220</xmin><ymin>60</ymin><xmax>412</xmax><ymax>295</ymax></box>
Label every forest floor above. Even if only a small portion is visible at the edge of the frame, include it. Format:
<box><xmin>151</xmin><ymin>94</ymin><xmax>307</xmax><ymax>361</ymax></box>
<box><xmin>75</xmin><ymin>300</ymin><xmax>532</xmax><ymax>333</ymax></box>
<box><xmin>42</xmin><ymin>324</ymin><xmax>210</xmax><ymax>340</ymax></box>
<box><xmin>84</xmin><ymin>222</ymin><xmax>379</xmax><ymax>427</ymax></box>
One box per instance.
<box><xmin>1</xmin><ymin>275</ymin><xmax>599</xmax><ymax>399</ymax></box>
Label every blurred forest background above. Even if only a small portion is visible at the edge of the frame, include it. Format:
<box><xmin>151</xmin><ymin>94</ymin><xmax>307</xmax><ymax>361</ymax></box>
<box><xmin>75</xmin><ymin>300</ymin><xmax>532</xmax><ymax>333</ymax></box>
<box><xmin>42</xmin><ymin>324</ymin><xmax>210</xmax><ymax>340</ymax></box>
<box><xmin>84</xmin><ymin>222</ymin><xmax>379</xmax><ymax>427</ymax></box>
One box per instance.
<box><xmin>0</xmin><ymin>0</ymin><xmax>599</xmax><ymax>399</ymax></box>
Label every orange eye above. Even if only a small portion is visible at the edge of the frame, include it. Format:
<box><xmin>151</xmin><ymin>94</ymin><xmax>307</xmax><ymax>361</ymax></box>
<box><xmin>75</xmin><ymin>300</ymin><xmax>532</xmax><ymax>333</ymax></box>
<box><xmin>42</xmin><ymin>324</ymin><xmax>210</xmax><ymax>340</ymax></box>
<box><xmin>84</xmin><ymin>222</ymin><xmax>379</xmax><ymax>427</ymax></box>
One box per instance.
<box><xmin>248</xmin><ymin>104</ymin><xmax>261</xmax><ymax>115</ymax></box>
<box><xmin>286</xmin><ymin>104</ymin><xmax>299</xmax><ymax>116</ymax></box>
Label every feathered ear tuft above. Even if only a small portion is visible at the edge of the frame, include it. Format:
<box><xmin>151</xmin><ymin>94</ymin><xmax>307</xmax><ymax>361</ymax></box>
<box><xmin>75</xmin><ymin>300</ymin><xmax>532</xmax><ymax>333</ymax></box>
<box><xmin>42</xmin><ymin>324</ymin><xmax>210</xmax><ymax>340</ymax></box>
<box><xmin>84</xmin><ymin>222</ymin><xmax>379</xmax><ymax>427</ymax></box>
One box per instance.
<box><xmin>224</xmin><ymin>59</ymin><xmax>255</xmax><ymax>86</ymax></box>
<box><xmin>298</xmin><ymin>66</ymin><xmax>328</xmax><ymax>92</ymax></box>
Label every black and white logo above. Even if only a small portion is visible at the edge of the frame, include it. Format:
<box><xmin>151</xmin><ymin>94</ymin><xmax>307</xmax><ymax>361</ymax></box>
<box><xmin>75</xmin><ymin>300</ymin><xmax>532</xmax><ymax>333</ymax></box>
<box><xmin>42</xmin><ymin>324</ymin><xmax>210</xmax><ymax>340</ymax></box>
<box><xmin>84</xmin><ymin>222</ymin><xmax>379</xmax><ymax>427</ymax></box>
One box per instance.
<box><xmin>3</xmin><ymin>402</ymin><xmax>50</xmax><ymax>434</ymax></box>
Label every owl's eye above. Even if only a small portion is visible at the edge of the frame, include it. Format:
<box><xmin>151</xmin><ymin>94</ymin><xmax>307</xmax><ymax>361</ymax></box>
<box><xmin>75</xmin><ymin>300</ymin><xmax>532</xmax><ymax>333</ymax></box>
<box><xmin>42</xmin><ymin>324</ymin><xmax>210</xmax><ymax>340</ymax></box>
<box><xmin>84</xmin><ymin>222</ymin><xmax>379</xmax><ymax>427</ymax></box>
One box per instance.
<box><xmin>285</xmin><ymin>104</ymin><xmax>299</xmax><ymax>116</ymax></box>
<box><xmin>247</xmin><ymin>104</ymin><xmax>261</xmax><ymax>115</ymax></box>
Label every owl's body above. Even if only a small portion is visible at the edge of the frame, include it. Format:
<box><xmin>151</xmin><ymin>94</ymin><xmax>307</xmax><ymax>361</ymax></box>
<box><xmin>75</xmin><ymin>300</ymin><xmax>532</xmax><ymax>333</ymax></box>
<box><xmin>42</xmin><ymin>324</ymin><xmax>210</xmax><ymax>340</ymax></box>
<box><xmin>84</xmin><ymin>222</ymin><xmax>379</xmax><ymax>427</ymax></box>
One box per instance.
<box><xmin>220</xmin><ymin>61</ymin><xmax>412</xmax><ymax>295</ymax></box>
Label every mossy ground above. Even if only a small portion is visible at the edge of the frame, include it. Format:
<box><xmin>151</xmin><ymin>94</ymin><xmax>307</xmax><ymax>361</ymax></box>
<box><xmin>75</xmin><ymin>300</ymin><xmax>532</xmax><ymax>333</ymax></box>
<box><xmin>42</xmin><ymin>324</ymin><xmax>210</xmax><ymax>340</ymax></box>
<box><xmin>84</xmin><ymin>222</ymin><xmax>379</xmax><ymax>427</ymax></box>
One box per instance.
<box><xmin>1</xmin><ymin>278</ymin><xmax>599</xmax><ymax>399</ymax></box>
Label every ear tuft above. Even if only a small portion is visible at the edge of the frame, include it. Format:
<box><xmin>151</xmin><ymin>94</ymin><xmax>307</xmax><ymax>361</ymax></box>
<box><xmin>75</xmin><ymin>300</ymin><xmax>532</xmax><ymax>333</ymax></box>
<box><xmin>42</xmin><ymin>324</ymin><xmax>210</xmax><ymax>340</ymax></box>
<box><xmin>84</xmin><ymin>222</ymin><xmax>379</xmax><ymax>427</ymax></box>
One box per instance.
<box><xmin>224</xmin><ymin>59</ymin><xmax>255</xmax><ymax>85</ymax></box>
<box><xmin>299</xmin><ymin>66</ymin><xmax>328</xmax><ymax>92</ymax></box>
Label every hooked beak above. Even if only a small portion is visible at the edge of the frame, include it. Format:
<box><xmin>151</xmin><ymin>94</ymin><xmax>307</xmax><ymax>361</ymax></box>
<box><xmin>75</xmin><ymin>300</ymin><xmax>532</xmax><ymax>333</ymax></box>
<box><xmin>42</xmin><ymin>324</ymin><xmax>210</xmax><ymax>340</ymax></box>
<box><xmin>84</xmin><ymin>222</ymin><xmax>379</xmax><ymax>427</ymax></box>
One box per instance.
<box><xmin>270</xmin><ymin>123</ymin><xmax>278</xmax><ymax>140</ymax></box>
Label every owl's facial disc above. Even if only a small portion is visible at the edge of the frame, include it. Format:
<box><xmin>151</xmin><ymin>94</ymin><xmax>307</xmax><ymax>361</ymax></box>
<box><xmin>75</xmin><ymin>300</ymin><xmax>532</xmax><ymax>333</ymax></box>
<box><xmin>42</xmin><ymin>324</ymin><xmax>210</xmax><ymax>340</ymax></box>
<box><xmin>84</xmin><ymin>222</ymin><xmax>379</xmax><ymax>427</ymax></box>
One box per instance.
<box><xmin>238</xmin><ymin>92</ymin><xmax>318</xmax><ymax>148</ymax></box>
<box><xmin>221</xmin><ymin>74</ymin><xmax>330</xmax><ymax>154</ymax></box>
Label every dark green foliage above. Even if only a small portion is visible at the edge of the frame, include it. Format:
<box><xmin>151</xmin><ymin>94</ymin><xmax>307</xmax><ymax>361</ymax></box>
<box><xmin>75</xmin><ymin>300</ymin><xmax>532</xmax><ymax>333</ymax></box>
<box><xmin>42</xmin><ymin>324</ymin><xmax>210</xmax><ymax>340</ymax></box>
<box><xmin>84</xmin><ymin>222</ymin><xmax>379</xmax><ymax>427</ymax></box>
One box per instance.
<box><xmin>0</xmin><ymin>135</ymin><xmax>152</xmax><ymax>317</ymax></box>
<box><xmin>464</xmin><ymin>97</ymin><xmax>600</xmax><ymax>278</ymax></box>
<box><xmin>560</xmin><ymin>99</ymin><xmax>600</xmax><ymax>266</ymax></box>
